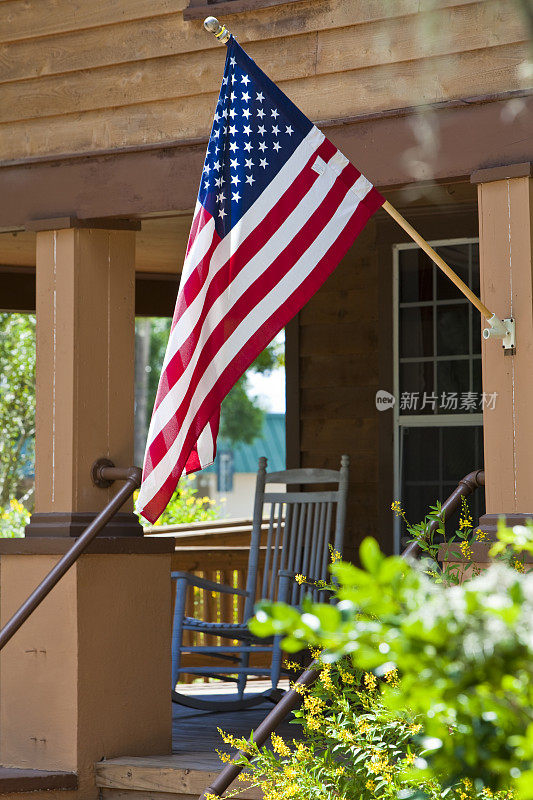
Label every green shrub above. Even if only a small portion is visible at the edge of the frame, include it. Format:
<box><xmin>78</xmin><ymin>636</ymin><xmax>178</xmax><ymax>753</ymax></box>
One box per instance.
<box><xmin>249</xmin><ymin>531</ymin><xmax>533</xmax><ymax>798</ymax></box>
<box><xmin>0</xmin><ymin>498</ymin><xmax>29</xmax><ymax>537</ymax></box>
<box><xmin>215</xmin><ymin>659</ymin><xmax>514</xmax><ymax>800</ymax></box>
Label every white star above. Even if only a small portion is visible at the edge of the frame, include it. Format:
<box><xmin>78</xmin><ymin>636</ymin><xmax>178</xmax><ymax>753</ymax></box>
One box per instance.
<box><xmin>216</xmin><ymin>191</ymin><xmax>225</xmax><ymax>203</ymax></box>
<box><xmin>203</xmin><ymin>163</ymin><xmax>211</xmax><ymax>174</ymax></box>
<box><xmin>271</xmin><ymin>108</ymin><xmax>279</xmax><ymax>118</ymax></box>
<box><xmin>213</xmin><ymin>112</ymin><xmax>220</xmax><ymax>123</ymax></box>
<box><xmin>213</xmin><ymin>128</ymin><xmax>220</xmax><ymax>139</ymax></box>
<box><xmin>228</xmin><ymin>108</ymin><xmax>236</xmax><ymax>119</ymax></box>
<box><xmin>213</xmin><ymin>160</ymin><xmax>221</xmax><ymax>171</ymax></box>
<box><xmin>243</xmin><ymin>141</ymin><xmax>253</xmax><ymax>152</ymax></box>
<box><xmin>229</xmin><ymin>141</ymin><xmax>239</xmax><ymax>153</ymax></box>
<box><xmin>215</xmin><ymin>176</ymin><xmax>224</xmax><ymax>187</ymax></box>
<box><xmin>231</xmin><ymin>74</ymin><xmax>237</xmax><ymax>84</ymax></box>
<box><xmin>259</xmin><ymin>158</ymin><xmax>268</xmax><ymax>168</ymax></box>
<box><xmin>257</xmin><ymin>124</ymin><xmax>266</xmax><ymax>135</ymax></box>
<box><xmin>245</xmin><ymin>158</ymin><xmax>254</xmax><ymax>168</ymax></box>
<box><xmin>222</xmin><ymin>76</ymin><xmax>228</xmax><ymax>85</ymax></box>
<box><xmin>203</xmin><ymin>179</ymin><xmax>210</xmax><ymax>190</ymax></box>
<box><xmin>285</xmin><ymin>125</ymin><xmax>294</xmax><ymax>136</ymax></box>
<box><xmin>229</xmin><ymin>57</ymin><xmax>236</xmax><ymax>66</ymax></box>
<box><xmin>242</xmin><ymin>108</ymin><xmax>251</xmax><ymax>119</ymax></box>
<box><xmin>258</xmin><ymin>141</ymin><xmax>267</xmax><ymax>152</ymax></box>
<box><xmin>230</xmin><ymin>157</ymin><xmax>239</xmax><ymax>169</ymax></box>
<box><xmin>222</xmin><ymin>108</ymin><xmax>228</xmax><ymax>118</ymax></box>
<box><xmin>218</xmin><ymin>207</ymin><xmax>226</xmax><ymax>219</ymax></box>
<box><xmin>232</xmin><ymin>191</ymin><xmax>241</xmax><ymax>202</ymax></box>
<box><xmin>231</xmin><ymin>174</ymin><xmax>241</xmax><ymax>186</ymax></box>
<box><xmin>272</xmin><ymin>125</ymin><xmax>280</xmax><ymax>135</ymax></box>
<box><xmin>229</xmin><ymin>124</ymin><xmax>237</xmax><ymax>135</ymax></box>
<box><xmin>245</xmin><ymin>174</ymin><xmax>255</xmax><ymax>185</ymax></box>
<box><xmin>272</xmin><ymin>141</ymin><xmax>281</xmax><ymax>152</ymax></box>
<box><xmin>243</xmin><ymin>124</ymin><xmax>252</xmax><ymax>135</ymax></box>
<box><xmin>257</xmin><ymin>108</ymin><xmax>265</xmax><ymax>119</ymax></box>
<box><xmin>230</xmin><ymin>91</ymin><xmax>236</xmax><ymax>101</ymax></box>
<box><xmin>241</xmin><ymin>75</ymin><xmax>250</xmax><ymax>85</ymax></box>
<box><xmin>256</xmin><ymin>91</ymin><xmax>264</xmax><ymax>102</ymax></box>
<box><xmin>214</xmin><ymin>145</ymin><xmax>220</xmax><ymax>154</ymax></box>
<box><xmin>241</xmin><ymin>91</ymin><xmax>251</xmax><ymax>102</ymax></box>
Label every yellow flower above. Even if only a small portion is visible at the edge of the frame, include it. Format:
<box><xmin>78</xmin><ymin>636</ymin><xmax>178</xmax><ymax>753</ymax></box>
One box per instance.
<box><xmin>330</xmin><ymin>549</ymin><xmax>341</xmax><ymax>563</ymax></box>
<box><xmin>384</xmin><ymin>668</ymin><xmax>399</xmax><ymax>686</ymax></box>
<box><xmin>364</xmin><ymin>672</ymin><xmax>377</xmax><ymax>691</ymax></box>
<box><xmin>294</xmin><ymin>574</ymin><xmax>306</xmax><ymax>585</ymax></box>
<box><xmin>475</xmin><ymin>528</ymin><xmax>489</xmax><ymax>541</ymax></box>
<box><xmin>459</xmin><ymin>541</ymin><xmax>473</xmax><ymax>560</ymax></box>
<box><xmin>271</xmin><ymin>733</ymin><xmax>291</xmax><ymax>757</ymax></box>
<box><xmin>366</xmin><ymin>780</ymin><xmax>376</xmax><ymax>791</ymax></box>
<box><xmin>513</xmin><ymin>558</ymin><xmax>525</xmax><ymax>573</ymax></box>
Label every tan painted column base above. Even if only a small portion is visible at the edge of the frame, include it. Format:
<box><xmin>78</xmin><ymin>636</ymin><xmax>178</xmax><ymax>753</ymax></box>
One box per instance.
<box><xmin>0</xmin><ymin>538</ymin><xmax>173</xmax><ymax>800</ymax></box>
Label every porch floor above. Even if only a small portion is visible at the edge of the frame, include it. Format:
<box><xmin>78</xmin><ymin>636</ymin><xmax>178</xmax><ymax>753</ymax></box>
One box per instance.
<box><xmin>97</xmin><ymin>680</ymin><xmax>301</xmax><ymax>799</ymax></box>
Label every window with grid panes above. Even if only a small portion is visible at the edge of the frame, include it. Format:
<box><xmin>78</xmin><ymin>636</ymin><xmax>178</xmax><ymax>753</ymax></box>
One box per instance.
<box><xmin>393</xmin><ymin>240</ymin><xmax>485</xmax><ymax>552</ymax></box>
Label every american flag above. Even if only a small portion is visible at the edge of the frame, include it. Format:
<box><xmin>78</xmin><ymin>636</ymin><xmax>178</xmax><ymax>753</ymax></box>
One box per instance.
<box><xmin>136</xmin><ymin>36</ymin><xmax>384</xmax><ymax>523</ymax></box>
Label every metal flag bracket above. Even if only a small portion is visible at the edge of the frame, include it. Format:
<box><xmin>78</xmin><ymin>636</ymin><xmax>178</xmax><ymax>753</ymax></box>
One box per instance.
<box><xmin>483</xmin><ymin>314</ymin><xmax>516</xmax><ymax>353</ymax></box>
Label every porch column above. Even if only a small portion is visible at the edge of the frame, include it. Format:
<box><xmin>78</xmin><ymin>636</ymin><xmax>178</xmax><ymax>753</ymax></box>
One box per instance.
<box><xmin>472</xmin><ymin>163</ymin><xmax>533</xmax><ymax>532</ymax></box>
<box><xmin>28</xmin><ymin>223</ymin><xmax>143</xmax><ymax>536</ymax></box>
<box><xmin>0</xmin><ymin>221</ymin><xmax>173</xmax><ymax>799</ymax></box>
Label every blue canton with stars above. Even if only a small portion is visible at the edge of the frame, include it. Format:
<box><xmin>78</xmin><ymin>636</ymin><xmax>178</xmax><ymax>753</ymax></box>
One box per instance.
<box><xmin>199</xmin><ymin>36</ymin><xmax>314</xmax><ymax>238</ymax></box>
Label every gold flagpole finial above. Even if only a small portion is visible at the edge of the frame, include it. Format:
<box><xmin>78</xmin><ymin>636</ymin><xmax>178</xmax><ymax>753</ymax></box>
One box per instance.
<box><xmin>204</xmin><ymin>16</ymin><xmax>231</xmax><ymax>44</ymax></box>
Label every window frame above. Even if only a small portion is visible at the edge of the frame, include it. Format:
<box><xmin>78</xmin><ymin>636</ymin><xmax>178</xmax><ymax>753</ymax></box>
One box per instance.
<box><xmin>392</xmin><ymin>237</ymin><xmax>482</xmax><ymax>553</ymax></box>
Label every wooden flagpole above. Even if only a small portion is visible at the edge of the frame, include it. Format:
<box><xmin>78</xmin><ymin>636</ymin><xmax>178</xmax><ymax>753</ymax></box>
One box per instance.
<box><xmin>381</xmin><ymin>200</ymin><xmax>492</xmax><ymax>319</ymax></box>
<box><xmin>203</xmin><ymin>16</ymin><xmax>514</xmax><ymax>346</ymax></box>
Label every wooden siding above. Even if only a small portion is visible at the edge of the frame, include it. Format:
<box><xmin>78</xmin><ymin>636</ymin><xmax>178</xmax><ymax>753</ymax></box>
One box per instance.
<box><xmin>0</xmin><ymin>0</ymin><xmax>529</xmax><ymax>163</ymax></box>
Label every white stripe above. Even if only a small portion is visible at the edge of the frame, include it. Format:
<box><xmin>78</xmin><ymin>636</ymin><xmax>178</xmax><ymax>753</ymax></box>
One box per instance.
<box><xmin>180</xmin><ymin>213</ymin><xmax>215</xmax><ymax>288</ymax></box>
<box><xmin>164</xmin><ymin>127</ymin><xmax>324</xmax><ymax>362</ymax></box>
<box><xmin>148</xmin><ymin>147</ymin><xmax>345</xmax><ymax>442</ymax></box>
<box><xmin>196</xmin><ymin>421</ymin><xmax>215</xmax><ymax>467</ymax></box>
<box><xmin>137</xmin><ymin>178</ymin><xmax>366</xmax><ymax>509</ymax></box>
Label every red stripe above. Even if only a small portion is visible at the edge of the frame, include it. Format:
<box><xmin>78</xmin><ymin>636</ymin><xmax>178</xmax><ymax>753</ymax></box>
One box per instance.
<box><xmin>145</xmin><ymin>169</ymin><xmax>355</xmax><ymax>472</ymax></box>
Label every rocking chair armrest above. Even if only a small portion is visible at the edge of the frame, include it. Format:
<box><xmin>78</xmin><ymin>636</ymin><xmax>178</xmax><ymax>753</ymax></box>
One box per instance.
<box><xmin>171</xmin><ymin>571</ymin><xmax>249</xmax><ymax>597</ymax></box>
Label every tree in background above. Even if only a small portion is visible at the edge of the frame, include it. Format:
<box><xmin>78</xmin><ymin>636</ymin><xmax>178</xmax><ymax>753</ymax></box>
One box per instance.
<box><xmin>134</xmin><ymin>317</ymin><xmax>284</xmax><ymax>463</ymax></box>
<box><xmin>0</xmin><ymin>313</ymin><xmax>35</xmax><ymax>506</ymax></box>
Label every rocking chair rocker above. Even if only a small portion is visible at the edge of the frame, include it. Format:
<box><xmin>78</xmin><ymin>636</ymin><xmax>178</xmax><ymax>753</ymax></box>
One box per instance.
<box><xmin>171</xmin><ymin>454</ymin><xmax>349</xmax><ymax>711</ymax></box>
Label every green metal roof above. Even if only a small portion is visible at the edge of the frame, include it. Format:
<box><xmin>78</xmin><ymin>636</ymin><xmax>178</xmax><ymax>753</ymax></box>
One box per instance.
<box><xmin>207</xmin><ymin>413</ymin><xmax>286</xmax><ymax>474</ymax></box>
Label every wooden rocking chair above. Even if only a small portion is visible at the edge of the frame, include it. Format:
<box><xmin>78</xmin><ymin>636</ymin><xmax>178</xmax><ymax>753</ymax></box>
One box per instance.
<box><xmin>170</xmin><ymin>454</ymin><xmax>349</xmax><ymax>711</ymax></box>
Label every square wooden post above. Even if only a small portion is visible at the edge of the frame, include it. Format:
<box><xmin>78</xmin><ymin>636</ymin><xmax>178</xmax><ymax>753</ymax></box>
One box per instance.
<box><xmin>472</xmin><ymin>163</ymin><xmax>533</xmax><ymax>532</ymax></box>
<box><xmin>0</xmin><ymin>221</ymin><xmax>173</xmax><ymax>798</ymax></box>
<box><xmin>27</xmin><ymin>223</ymin><xmax>142</xmax><ymax>536</ymax></box>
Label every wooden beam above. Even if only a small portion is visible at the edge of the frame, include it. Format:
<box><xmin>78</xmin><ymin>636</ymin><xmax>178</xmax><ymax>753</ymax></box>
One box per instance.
<box><xmin>0</xmin><ymin>92</ymin><xmax>530</xmax><ymax>229</ymax></box>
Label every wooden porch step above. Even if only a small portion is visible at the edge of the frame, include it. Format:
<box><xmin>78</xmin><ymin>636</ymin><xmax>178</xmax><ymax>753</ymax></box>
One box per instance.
<box><xmin>96</xmin><ymin>754</ymin><xmax>261</xmax><ymax>800</ymax></box>
<box><xmin>0</xmin><ymin>766</ymin><xmax>77</xmax><ymax>793</ymax></box>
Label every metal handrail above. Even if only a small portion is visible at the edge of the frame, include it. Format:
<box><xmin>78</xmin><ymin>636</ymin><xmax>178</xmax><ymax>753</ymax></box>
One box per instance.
<box><xmin>0</xmin><ymin>462</ymin><xmax>141</xmax><ymax>653</ymax></box>
<box><xmin>403</xmin><ymin>468</ymin><xmax>485</xmax><ymax>559</ymax></box>
<box><xmin>200</xmin><ymin>467</ymin><xmax>486</xmax><ymax>799</ymax></box>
